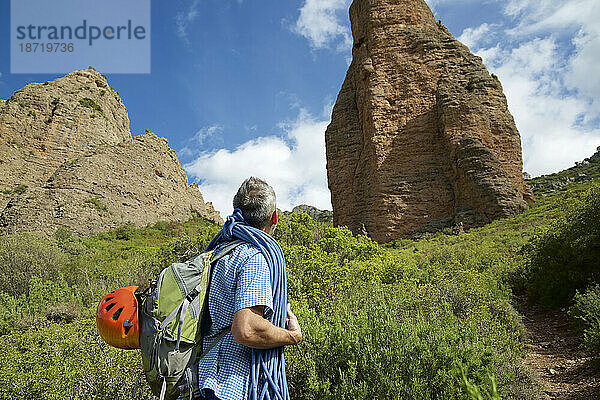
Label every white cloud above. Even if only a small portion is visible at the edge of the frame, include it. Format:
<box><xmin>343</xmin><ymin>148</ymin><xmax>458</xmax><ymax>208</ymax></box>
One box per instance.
<box><xmin>178</xmin><ymin>146</ymin><xmax>196</xmax><ymax>160</ymax></box>
<box><xmin>178</xmin><ymin>124</ymin><xmax>224</xmax><ymax>162</ymax></box>
<box><xmin>458</xmin><ymin>23</ymin><xmax>494</xmax><ymax>50</ymax></box>
<box><xmin>501</xmin><ymin>0</ymin><xmax>600</xmax><ymax>109</ymax></box>
<box><xmin>425</xmin><ymin>0</ymin><xmax>484</xmax><ymax>13</ymax></box>
<box><xmin>175</xmin><ymin>0</ymin><xmax>201</xmax><ymax>44</ymax></box>
<box><xmin>564</xmin><ymin>17</ymin><xmax>600</xmax><ymax>117</ymax></box>
<box><xmin>185</xmin><ymin>109</ymin><xmax>331</xmax><ymax>218</ymax></box>
<box><xmin>479</xmin><ymin>37</ymin><xmax>600</xmax><ymax>176</ymax></box>
<box><xmin>194</xmin><ymin>124</ymin><xmax>223</xmax><ymax>146</ymax></box>
<box><xmin>461</xmin><ymin>0</ymin><xmax>600</xmax><ymax>176</ymax></box>
<box><xmin>292</xmin><ymin>0</ymin><xmax>352</xmax><ymax>51</ymax></box>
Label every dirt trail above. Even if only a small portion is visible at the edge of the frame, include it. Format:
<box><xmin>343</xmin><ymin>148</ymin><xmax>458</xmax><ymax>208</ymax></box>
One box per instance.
<box><xmin>517</xmin><ymin>295</ymin><xmax>600</xmax><ymax>399</ymax></box>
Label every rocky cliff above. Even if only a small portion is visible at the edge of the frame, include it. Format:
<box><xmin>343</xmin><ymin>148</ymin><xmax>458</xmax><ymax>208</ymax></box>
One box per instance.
<box><xmin>0</xmin><ymin>68</ymin><xmax>222</xmax><ymax>236</ymax></box>
<box><xmin>325</xmin><ymin>0</ymin><xmax>534</xmax><ymax>242</ymax></box>
<box><xmin>281</xmin><ymin>205</ymin><xmax>333</xmax><ymax>222</ymax></box>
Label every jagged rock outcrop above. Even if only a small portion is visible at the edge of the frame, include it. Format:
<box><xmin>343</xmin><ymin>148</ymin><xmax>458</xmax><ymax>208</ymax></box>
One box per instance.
<box><xmin>325</xmin><ymin>0</ymin><xmax>534</xmax><ymax>242</ymax></box>
<box><xmin>0</xmin><ymin>68</ymin><xmax>222</xmax><ymax>236</ymax></box>
<box><xmin>585</xmin><ymin>146</ymin><xmax>600</xmax><ymax>164</ymax></box>
<box><xmin>527</xmin><ymin>146</ymin><xmax>600</xmax><ymax>196</ymax></box>
<box><xmin>281</xmin><ymin>205</ymin><xmax>333</xmax><ymax>222</ymax></box>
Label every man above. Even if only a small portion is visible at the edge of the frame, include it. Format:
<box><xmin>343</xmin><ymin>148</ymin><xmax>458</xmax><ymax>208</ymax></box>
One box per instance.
<box><xmin>198</xmin><ymin>177</ymin><xmax>302</xmax><ymax>400</ymax></box>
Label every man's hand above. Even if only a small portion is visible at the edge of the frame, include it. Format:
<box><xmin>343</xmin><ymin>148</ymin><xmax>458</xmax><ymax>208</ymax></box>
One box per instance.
<box><xmin>286</xmin><ymin>303</ymin><xmax>302</xmax><ymax>344</ymax></box>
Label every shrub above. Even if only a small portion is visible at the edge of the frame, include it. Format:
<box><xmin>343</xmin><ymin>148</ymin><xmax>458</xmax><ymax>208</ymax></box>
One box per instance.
<box><xmin>54</xmin><ymin>226</ymin><xmax>75</xmax><ymax>243</ymax></box>
<box><xmin>0</xmin><ymin>319</ymin><xmax>153</xmax><ymax>399</ymax></box>
<box><xmin>79</xmin><ymin>97</ymin><xmax>103</xmax><ymax>114</ymax></box>
<box><xmin>277</xmin><ymin>215</ymin><xmax>536</xmax><ymax>399</ymax></box>
<box><xmin>275</xmin><ymin>212</ymin><xmax>320</xmax><ymax>247</ymax></box>
<box><xmin>0</xmin><ymin>205</ymin><xmax>552</xmax><ymax>399</ymax></box>
<box><xmin>569</xmin><ymin>284</ymin><xmax>600</xmax><ymax>357</ymax></box>
<box><xmin>84</xmin><ymin>196</ymin><xmax>108</xmax><ymax>213</ymax></box>
<box><xmin>13</xmin><ymin>184</ymin><xmax>28</xmax><ymax>194</ymax></box>
<box><xmin>114</xmin><ymin>222</ymin><xmax>137</xmax><ymax>240</ymax></box>
<box><xmin>0</xmin><ymin>233</ymin><xmax>66</xmax><ymax>297</ymax></box>
<box><xmin>0</xmin><ymin>292</ymin><xmax>21</xmax><ymax>335</ymax></box>
<box><xmin>0</xmin><ymin>277</ymin><xmax>82</xmax><ymax>335</ymax></box>
<box><xmin>286</xmin><ymin>282</ymin><xmax>535</xmax><ymax>400</ymax></box>
<box><xmin>524</xmin><ymin>185</ymin><xmax>600</xmax><ymax>307</ymax></box>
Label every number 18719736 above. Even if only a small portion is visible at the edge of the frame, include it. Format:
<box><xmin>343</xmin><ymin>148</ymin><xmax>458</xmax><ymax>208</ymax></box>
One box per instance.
<box><xmin>19</xmin><ymin>43</ymin><xmax>74</xmax><ymax>52</ymax></box>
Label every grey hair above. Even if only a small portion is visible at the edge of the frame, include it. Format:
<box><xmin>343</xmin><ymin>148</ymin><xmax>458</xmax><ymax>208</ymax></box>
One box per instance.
<box><xmin>233</xmin><ymin>177</ymin><xmax>276</xmax><ymax>229</ymax></box>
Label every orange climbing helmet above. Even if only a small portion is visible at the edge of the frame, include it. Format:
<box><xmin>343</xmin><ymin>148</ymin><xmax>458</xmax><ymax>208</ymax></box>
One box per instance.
<box><xmin>96</xmin><ymin>285</ymin><xmax>140</xmax><ymax>350</ymax></box>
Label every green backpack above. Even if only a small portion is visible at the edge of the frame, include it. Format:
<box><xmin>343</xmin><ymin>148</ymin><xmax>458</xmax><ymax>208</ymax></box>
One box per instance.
<box><xmin>138</xmin><ymin>240</ymin><xmax>243</xmax><ymax>400</ymax></box>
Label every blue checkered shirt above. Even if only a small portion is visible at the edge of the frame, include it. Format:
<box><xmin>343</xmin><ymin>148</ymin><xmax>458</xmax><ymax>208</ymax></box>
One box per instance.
<box><xmin>198</xmin><ymin>242</ymin><xmax>273</xmax><ymax>400</ymax></box>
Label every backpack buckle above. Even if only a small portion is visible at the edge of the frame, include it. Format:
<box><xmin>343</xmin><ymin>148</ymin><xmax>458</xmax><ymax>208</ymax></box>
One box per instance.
<box><xmin>186</xmin><ymin>288</ymin><xmax>200</xmax><ymax>302</ymax></box>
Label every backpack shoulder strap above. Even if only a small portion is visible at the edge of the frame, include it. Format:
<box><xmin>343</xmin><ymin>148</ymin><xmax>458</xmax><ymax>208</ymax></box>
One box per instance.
<box><xmin>198</xmin><ymin>239</ymin><xmax>245</xmax><ymax>342</ymax></box>
<box><xmin>160</xmin><ymin>240</ymin><xmax>245</xmax><ymax>351</ymax></box>
<box><xmin>198</xmin><ymin>328</ymin><xmax>229</xmax><ymax>359</ymax></box>
<box><xmin>211</xmin><ymin>239</ymin><xmax>245</xmax><ymax>263</ymax></box>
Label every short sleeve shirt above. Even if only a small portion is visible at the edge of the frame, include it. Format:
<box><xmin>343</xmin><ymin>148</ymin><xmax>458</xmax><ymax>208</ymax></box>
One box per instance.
<box><xmin>198</xmin><ymin>243</ymin><xmax>273</xmax><ymax>400</ymax></box>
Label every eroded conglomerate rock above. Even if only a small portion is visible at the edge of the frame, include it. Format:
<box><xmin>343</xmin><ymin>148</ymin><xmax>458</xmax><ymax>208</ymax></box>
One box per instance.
<box><xmin>325</xmin><ymin>0</ymin><xmax>534</xmax><ymax>242</ymax></box>
<box><xmin>0</xmin><ymin>68</ymin><xmax>222</xmax><ymax>236</ymax></box>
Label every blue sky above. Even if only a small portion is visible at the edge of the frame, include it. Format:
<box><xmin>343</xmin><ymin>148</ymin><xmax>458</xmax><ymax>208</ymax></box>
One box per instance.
<box><xmin>1</xmin><ymin>0</ymin><xmax>599</xmax><ymax>217</ymax></box>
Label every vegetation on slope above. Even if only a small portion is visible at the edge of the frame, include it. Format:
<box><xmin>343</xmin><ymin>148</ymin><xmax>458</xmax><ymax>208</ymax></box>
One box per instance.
<box><xmin>524</xmin><ymin>186</ymin><xmax>600</xmax><ymax>308</ymax></box>
<box><xmin>0</xmin><ymin>171</ymin><xmax>598</xmax><ymax>399</ymax></box>
<box><xmin>525</xmin><ymin>150</ymin><xmax>599</xmax><ymax>196</ymax></box>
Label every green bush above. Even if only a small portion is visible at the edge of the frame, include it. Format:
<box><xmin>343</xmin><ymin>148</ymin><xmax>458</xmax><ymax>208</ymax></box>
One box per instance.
<box><xmin>84</xmin><ymin>196</ymin><xmax>108</xmax><ymax>213</ymax></box>
<box><xmin>569</xmin><ymin>284</ymin><xmax>600</xmax><ymax>357</ymax></box>
<box><xmin>0</xmin><ymin>277</ymin><xmax>82</xmax><ymax>335</ymax></box>
<box><xmin>114</xmin><ymin>222</ymin><xmax>136</xmax><ymax>240</ymax></box>
<box><xmin>0</xmin><ymin>319</ymin><xmax>152</xmax><ymax>399</ymax></box>
<box><xmin>79</xmin><ymin>97</ymin><xmax>103</xmax><ymax>113</ymax></box>
<box><xmin>524</xmin><ymin>185</ymin><xmax>600</xmax><ymax>307</ymax></box>
<box><xmin>286</xmin><ymin>282</ymin><xmax>535</xmax><ymax>400</ymax></box>
<box><xmin>275</xmin><ymin>213</ymin><xmax>536</xmax><ymax>399</ymax></box>
<box><xmin>0</xmin><ymin>233</ymin><xmax>66</xmax><ymax>297</ymax></box>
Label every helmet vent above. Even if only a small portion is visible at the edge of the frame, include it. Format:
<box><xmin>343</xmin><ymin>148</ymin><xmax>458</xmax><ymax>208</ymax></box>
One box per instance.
<box><xmin>105</xmin><ymin>296</ymin><xmax>115</xmax><ymax>302</ymax></box>
<box><xmin>104</xmin><ymin>303</ymin><xmax>116</xmax><ymax>312</ymax></box>
<box><xmin>124</xmin><ymin>321</ymin><xmax>133</xmax><ymax>335</ymax></box>
<box><xmin>112</xmin><ymin>307</ymin><xmax>124</xmax><ymax>321</ymax></box>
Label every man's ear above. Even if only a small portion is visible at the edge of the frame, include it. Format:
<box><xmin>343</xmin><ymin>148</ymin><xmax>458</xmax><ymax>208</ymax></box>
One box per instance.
<box><xmin>272</xmin><ymin>209</ymin><xmax>278</xmax><ymax>226</ymax></box>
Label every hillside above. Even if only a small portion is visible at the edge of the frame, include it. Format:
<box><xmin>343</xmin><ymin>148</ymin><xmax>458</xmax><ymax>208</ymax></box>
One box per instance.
<box><xmin>525</xmin><ymin>146</ymin><xmax>600</xmax><ymax>196</ymax></box>
<box><xmin>0</xmin><ymin>68</ymin><xmax>221</xmax><ymax>236</ymax></box>
<box><xmin>0</xmin><ymin>150</ymin><xmax>598</xmax><ymax>399</ymax></box>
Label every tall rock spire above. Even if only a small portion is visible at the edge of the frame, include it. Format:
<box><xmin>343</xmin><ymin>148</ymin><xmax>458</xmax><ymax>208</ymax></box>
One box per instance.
<box><xmin>325</xmin><ymin>0</ymin><xmax>534</xmax><ymax>242</ymax></box>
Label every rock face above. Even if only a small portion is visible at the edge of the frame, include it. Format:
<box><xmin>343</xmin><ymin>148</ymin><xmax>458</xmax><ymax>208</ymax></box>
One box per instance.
<box><xmin>0</xmin><ymin>68</ymin><xmax>222</xmax><ymax>236</ymax></box>
<box><xmin>281</xmin><ymin>205</ymin><xmax>333</xmax><ymax>222</ymax></box>
<box><xmin>325</xmin><ymin>0</ymin><xmax>534</xmax><ymax>242</ymax></box>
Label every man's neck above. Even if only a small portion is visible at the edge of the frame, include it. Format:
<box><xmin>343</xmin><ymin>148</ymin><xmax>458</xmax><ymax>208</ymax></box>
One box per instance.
<box><xmin>260</xmin><ymin>223</ymin><xmax>274</xmax><ymax>236</ymax></box>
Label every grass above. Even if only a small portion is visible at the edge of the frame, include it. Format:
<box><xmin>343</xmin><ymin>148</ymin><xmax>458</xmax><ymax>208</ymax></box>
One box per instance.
<box><xmin>79</xmin><ymin>98</ymin><xmax>105</xmax><ymax>118</ymax></box>
<box><xmin>1</xmin><ymin>184</ymin><xmax>28</xmax><ymax>196</ymax></box>
<box><xmin>83</xmin><ymin>196</ymin><xmax>108</xmax><ymax>213</ymax></box>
